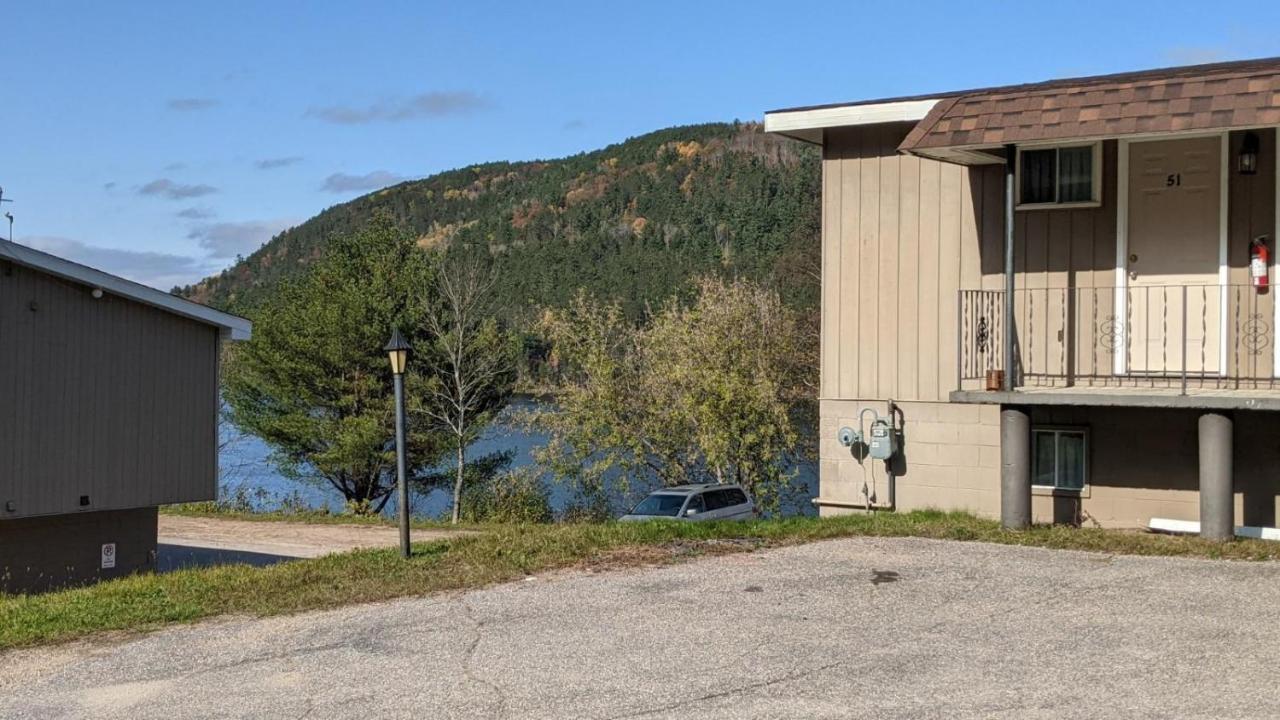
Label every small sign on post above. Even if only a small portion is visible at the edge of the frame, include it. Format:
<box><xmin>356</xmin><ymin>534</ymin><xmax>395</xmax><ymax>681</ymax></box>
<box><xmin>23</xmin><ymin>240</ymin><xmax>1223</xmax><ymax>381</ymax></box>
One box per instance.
<box><xmin>101</xmin><ymin>543</ymin><xmax>116</xmax><ymax>570</ymax></box>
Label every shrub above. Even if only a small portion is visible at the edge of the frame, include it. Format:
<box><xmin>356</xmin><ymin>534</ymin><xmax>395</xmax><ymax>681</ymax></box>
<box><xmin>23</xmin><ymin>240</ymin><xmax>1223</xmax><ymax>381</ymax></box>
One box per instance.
<box><xmin>459</xmin><ymin>466</ymin><xmax>553</xmax><ymax>524</ymax></box>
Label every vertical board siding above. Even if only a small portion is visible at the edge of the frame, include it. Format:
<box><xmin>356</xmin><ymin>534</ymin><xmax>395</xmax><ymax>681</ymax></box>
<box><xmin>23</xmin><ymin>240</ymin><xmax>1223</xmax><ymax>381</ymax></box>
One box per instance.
<box><xmin>857</xmin><ymin>127</ymin><xmax>880</xmax><ymax>397</ymax></box>
<box><xmin>821</xmin><ymin>129</ymin><xmax>1280</xmax><ymax>399</ymax></box>
<box><xmin>820</xmin><ymin>137</ymin><xmax>841</xmax><ymax>397</ymax></box>
<box><xmin>878</xmin><ymin>125</ymin><xmax>901</xmax><ymax>398</ymax></box>
<box><xmin>937</xmin><ymin>163</ymin><xmax>964</xmax><ymax>397</ymax></box>
<box><xmin>823</xmin><ymin>123</ymin><xmax>996</xmax><ymax>402</ymax></box>
<box><xmin>898</xmin><ymin>153</ymin><xmax>921</xmax><ymax>400</ymax></box>
<box><xmin>0</xmin><ymin>264</ymin><xmax>219</xmax><ymax>519</ymax></box>
<box><xmin>917</xmin><ymin>159</ymin><xmax>942</xmax><ymax>401</ymax></box>
<box><xmin>838</xmin><ymin>133</ymin><xmax>862</xmax><ymax>398</ymax></box>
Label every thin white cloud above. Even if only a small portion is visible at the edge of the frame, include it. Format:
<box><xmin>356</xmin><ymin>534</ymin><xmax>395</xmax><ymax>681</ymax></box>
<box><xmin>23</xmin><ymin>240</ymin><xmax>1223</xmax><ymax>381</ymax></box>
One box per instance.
<box><xmin>138</xmin><ymin>178</ymin><xmax>218</xmax><ymax>200</ymax></box>
<box><xmin>22</xmin><ymin>236</ymin><xmax>212</xmax><ymax>290</ymax></box>
<box><xmin>321</xmin><ymin>170</ymin><xmax>408</xmax><ymax>193</ymax></box>
<box><xmin>167</xmin><ymin>97</ymin><xmax>219</xmax><ymax>111</ymax></box>
<box><xmin>255</xmin><ymin>156</ymin><xmax>304</xmax><ymax>170</ymax></box>
<box><xmin>307</xmin><ymin>91</ymin><xmax>489</xmax><ymax>125</ymax></box>
<box><xmin>177</xmin><ymin>207</ymin><xmax>216</xmax><ymax>220</ymax></box>
<box><xmin>187</xmin><ymin>219</ymin><xmax>296</xmax><ymax>259</ymax></box>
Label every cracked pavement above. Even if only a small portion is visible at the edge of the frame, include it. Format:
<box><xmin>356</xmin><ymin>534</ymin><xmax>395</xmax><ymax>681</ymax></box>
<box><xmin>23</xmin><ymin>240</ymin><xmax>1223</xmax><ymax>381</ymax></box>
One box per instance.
<box><xmin>3</xmin><ymin>536</ymin><xmax>1280</xmax><ymax>718</ymax></box>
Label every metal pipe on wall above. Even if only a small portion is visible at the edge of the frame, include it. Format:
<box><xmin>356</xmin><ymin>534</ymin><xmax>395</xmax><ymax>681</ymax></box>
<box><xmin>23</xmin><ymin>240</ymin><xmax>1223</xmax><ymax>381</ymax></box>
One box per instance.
<box><xmin>1004</xmin><ymin>144</ymin><xmax>1017</xmax><ymax>391</ymax></box>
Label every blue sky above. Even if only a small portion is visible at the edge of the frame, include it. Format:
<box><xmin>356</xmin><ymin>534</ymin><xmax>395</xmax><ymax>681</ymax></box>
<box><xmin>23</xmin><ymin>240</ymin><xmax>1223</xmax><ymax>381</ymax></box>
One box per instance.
<box><xmin>7</xmin><ymin>1</ymin><xmax>1280</xmax><ymax>289</ymax></box>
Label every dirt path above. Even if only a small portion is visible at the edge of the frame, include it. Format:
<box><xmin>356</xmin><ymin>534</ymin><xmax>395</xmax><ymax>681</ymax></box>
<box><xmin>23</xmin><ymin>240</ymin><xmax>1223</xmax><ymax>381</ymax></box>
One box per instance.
<box><xmin>157</xmin><ymin>515</ymin><xmax>472</xmax><ymax>559</ymax></box>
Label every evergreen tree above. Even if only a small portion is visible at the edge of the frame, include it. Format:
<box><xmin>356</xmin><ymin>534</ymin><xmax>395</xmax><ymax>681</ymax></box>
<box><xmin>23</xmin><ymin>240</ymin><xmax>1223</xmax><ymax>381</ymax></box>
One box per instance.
<box><xmin>223</xmin><ymin>216</ymin><xmax>447</xmax><ymax>513</ymax></box>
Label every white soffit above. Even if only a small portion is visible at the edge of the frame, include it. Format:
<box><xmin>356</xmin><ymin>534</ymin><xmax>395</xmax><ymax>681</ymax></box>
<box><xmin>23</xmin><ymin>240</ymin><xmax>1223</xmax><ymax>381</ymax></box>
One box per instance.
<box><xmin>0</xmin><ymin>238</ymin><xmax>252</xmax><ymax>340</ymax></box>
<box><xmin>763</xmin><ymin>98</ymin><xmax>940</xmax><ymax>144</ymax></box>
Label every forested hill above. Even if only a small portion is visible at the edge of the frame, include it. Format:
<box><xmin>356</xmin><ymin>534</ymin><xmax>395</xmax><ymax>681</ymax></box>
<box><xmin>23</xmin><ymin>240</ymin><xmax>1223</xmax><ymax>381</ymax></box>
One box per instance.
<box><xmin>177</xmin><ymin>122</ymin><xmax>820</xmax><ymax>319</ymax></box>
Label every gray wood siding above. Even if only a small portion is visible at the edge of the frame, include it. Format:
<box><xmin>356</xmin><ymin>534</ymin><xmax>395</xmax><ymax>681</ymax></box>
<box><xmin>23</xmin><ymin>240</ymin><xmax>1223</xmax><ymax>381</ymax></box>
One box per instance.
<box><xmin>1</xmin><ymin>263</ymin><xmax>218</xmax><ymax>519</ymax></box>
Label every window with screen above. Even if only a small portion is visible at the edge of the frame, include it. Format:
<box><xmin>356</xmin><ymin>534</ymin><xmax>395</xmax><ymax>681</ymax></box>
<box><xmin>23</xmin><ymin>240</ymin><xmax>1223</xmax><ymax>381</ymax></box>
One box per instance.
<box><xmin>1032</xmin><ymin>428</ymin><xmax>1088</xmax><ymax>491</ymax></box>
<box><xmin>1018</xmin><ymin>143</ymin><xmax>1100</xmax><ymax>208</ymax></box>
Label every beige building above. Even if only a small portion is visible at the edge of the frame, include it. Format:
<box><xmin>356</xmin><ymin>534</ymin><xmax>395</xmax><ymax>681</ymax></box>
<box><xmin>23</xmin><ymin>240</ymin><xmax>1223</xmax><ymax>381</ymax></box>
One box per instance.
<box><xmin>765</xmin><ymin>57</ymin><xmax>1280</xmax><ymax>537</ymax></box>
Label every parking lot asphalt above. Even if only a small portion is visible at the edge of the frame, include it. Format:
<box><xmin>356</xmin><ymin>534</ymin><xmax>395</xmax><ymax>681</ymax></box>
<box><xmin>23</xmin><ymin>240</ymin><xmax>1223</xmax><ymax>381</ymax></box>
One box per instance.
<box><xmin>3</xmin><ymin>535</ymin><xmax>1280</xmax><ymax>719</ymax></box>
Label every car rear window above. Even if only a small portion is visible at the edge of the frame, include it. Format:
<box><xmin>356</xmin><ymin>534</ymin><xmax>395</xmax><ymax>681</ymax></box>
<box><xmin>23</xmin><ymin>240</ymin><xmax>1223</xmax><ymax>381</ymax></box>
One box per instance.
<box><xmin>704</xmin><ymin>489</ymin><xmax>748</xmax><ymax>510</ymax></box>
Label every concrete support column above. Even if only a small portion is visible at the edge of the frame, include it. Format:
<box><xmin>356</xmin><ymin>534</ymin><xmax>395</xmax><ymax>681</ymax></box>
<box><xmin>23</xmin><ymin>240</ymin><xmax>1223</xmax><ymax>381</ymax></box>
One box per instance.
<box><xmin>1198</xmin><ymin>412</ymin><xmax>1234</xmax><ymax>541</ymax></box>
<box><xmin>1000</xmin><ymin>406</ymin><xmax>1031</xmax><ymax>529</ymax></box>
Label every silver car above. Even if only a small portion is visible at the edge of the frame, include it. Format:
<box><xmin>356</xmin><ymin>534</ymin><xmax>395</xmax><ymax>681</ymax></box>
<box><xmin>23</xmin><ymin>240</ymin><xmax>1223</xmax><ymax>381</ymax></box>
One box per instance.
<box><xmin>620</xmin><ymin>483</ymin><xmax>755</xmax><ymax>521</ymax></box>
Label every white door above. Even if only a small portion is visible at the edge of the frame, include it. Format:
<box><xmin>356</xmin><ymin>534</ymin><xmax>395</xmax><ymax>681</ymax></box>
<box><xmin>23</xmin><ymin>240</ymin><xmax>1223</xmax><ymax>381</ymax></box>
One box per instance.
<box><xmin>1125</xmin><ymin>136</ymin><xmax>1223</xmax><ymax>374</ymax></box>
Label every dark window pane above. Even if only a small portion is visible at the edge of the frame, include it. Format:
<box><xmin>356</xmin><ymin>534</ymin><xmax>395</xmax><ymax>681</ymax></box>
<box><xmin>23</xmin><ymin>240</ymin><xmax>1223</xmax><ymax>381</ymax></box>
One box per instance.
<box><xmin>727</xmin><ymin>490</ymin><xmax>748</xmax><ymax>506</ymax></box>
<box><xmin>1059</xmin><ymin>146</ymin><xmax>1094</xmax><ymax>202</ymax></box>
<box><xmin>1033</xmin><ymin>431</ymin><xmax>1057</xmax><ymax>486</ymax></box>
<box><xmin>1059</xmin><ymin>433</ymin><xmax>1086</xmax><ymax>490</ymax></box>
<box><xmin>1021</xmin><ymin>149</ymin><xmax>1056</xmax><ymax>204</ymax></box>
<box><xmin>704</xmin><ymin>490</ymin><xmax>729</xmax><ymax>511</ymax></box>
<box><xmin>631</xmin><ymin>494</ymin><xmax>685</xmax><ymax>517</ymax></box>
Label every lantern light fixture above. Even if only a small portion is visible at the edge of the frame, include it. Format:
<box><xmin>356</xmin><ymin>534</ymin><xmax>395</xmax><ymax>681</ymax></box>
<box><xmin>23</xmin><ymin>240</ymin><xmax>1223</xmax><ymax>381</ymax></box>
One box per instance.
<box><xmin>385</xmin><ymin>328</ymin><xmax>410</xmax><ymax>375</ymax></box>
<box><xmin>1239</xmin><ymin>131</ymin><xmax>1260</xmax><ymax>176</ymax></box>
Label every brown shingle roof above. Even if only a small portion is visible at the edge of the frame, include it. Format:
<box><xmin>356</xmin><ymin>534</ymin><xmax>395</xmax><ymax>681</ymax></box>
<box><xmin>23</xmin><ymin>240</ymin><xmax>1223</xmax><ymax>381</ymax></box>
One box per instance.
<box><xmin>898</xmin><ymin>57</ymin><xmax>1280</xmax><ymax>153</ymax></box>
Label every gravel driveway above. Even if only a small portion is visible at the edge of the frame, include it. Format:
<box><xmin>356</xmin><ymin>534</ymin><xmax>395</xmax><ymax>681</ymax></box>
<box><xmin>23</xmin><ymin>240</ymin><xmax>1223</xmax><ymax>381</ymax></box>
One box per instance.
<box><xmin>154</xmin><ymin>515</ymin><xmax>474</xmax><ymax>571</ymax></box>
<box><xmin>3</xmin><ymin>536</ymin><xmax>1280</xmax><ymax>719</ymax></box>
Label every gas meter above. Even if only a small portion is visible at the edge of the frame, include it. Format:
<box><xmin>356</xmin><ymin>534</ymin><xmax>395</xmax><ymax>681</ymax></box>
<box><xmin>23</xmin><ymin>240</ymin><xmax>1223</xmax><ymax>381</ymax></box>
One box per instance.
<box><xmin>867</xmin><ymin>417</ymin><xmax>897</xmax><ymax>460</ymax></box>
<box><xmin>834</xmin><ymin>402</ymin><xmax>903</xmax><ymax>512</ymax></box>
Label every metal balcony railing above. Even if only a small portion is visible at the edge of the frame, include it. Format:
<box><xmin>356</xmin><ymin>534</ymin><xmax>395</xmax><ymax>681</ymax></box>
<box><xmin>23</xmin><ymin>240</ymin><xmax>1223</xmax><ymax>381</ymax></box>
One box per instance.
<box><xmin>958</xmin><ymin>285</ymin><xmax>1279</xmax><ymax>393</ymax></box>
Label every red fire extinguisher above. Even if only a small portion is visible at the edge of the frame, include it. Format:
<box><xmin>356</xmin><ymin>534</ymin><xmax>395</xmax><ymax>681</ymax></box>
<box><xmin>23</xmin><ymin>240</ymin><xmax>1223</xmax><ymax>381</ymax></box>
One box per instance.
<box><xmin>1251</xmin><ymin>235</ymin><xmax>1269</xmax><ymax>293</ymax></box>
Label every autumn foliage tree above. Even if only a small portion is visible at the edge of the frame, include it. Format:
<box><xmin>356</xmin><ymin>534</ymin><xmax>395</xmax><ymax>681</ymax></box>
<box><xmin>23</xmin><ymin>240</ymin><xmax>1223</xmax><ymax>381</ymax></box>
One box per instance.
<box><xmin>531</xmin><ymin>276</ymin><xmax>814</xmax><ymax>513</ymax></box>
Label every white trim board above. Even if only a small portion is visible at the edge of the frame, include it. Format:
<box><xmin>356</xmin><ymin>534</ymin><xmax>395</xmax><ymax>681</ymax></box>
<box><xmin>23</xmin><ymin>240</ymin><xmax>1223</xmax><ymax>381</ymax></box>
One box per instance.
<box><xmin>763</xmin><ymin>99</ymin><xmax>939</xmax><ymax>143</ymax></box>
<box><xmin>0</xmin><ymin>238</ymin><xmax>251</xmax><ymax>340</ymax></box>
<box><xmin>1219</xmin><ymin>133</ymin><xmax>1230</xmax><ymax>376</ymax></box>
<box><xmin>1149</xmin><ymin>517</ymin><xmax>1280</xmax><ymax>541</ymax></box>
<box><xmin>1113</xmin><ymin>132</ymin><xmax>1229</xmax><ymax>377</ymax></box>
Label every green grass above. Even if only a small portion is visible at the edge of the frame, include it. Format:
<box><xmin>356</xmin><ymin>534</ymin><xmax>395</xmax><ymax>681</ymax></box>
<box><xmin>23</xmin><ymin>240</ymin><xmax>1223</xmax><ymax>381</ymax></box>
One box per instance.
<box><xmin>5</xmin><ymin>510</ymin><xmax>1279</xmax><ymax>652</ymax></box>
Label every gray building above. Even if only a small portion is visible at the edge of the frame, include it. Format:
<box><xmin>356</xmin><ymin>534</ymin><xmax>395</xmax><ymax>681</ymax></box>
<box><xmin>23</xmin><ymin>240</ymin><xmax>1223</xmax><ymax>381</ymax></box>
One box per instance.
<box><xmin>0</xmin><ymin>238</ymin><xmax>250</xmax><ymax>593</ymax></box>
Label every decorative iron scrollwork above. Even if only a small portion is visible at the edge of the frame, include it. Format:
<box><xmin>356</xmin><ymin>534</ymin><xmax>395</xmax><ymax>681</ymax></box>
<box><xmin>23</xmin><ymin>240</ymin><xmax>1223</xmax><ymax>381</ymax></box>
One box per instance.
<box><xmin>1098</xmin><ymin>316</ymin><xmax>1123</xmax><ymax>351</ymax></box>
<box><xmin>1243</xmin><ymin>313</ymin><xmax>1270</xmax><ymax>356</ymax></box>
<box><xmin>976</xmin><ymin>317</ymin><xmax>990</xmax><ymax>354</ymax></box>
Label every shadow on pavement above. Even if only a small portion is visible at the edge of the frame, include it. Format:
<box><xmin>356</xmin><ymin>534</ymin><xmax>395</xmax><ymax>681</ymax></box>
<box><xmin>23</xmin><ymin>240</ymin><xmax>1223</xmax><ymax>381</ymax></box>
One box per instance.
<box><xmin>156</xmin><ymin>544</ymin><xmax>300</xmax><ymax>573</ymax></box>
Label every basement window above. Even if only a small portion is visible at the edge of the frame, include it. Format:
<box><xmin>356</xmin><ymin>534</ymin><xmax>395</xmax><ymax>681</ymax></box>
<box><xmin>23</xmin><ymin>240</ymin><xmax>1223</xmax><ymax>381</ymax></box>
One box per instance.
<box><xmin>1017</xmin><ymin>143</ymin><xmax>1101</xmax><ymax>209</ymax></box>
<box><xmin>1032</xmin><ymin>427</ymin><xmax>1088</xmax><ymax>492</ymax></box>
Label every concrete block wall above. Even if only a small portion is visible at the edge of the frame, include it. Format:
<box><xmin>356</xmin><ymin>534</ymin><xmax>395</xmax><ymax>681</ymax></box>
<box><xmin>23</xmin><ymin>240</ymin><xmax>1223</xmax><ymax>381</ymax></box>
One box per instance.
<box><xmin>821</xmin><ymin>400</ymin><xmax>1280</xmax><ymax>530</ymax></box>
<box><xmin>818</xmin><ymin>399</ymin><xmax>1001</xmax><ymax>518</ymax></box>
<box><xmin>1030</xmin><ymin>406</ymin><xmax>1280</xmax><ymax>529</ymax></box>
<box><xmin>0</xmin><ymin>507</ymin><xmax>158</xmax><ymax>594</ymax></box>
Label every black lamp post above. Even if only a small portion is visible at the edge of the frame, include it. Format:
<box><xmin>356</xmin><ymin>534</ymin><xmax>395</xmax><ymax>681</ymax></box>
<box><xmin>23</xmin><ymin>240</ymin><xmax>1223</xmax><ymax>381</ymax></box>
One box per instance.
<box><xmin>385</xmin><ymin>328</ymin><xmax>411</xmax><ymax>558</ymax></box>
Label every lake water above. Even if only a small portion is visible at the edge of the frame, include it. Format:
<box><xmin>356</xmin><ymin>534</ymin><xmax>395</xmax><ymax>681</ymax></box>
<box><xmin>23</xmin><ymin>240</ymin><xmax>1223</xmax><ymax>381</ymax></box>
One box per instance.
<box><xmin>218</xmin><ymin>398</ymin><xmax>818</xmax><ymax>519</ymax></box>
